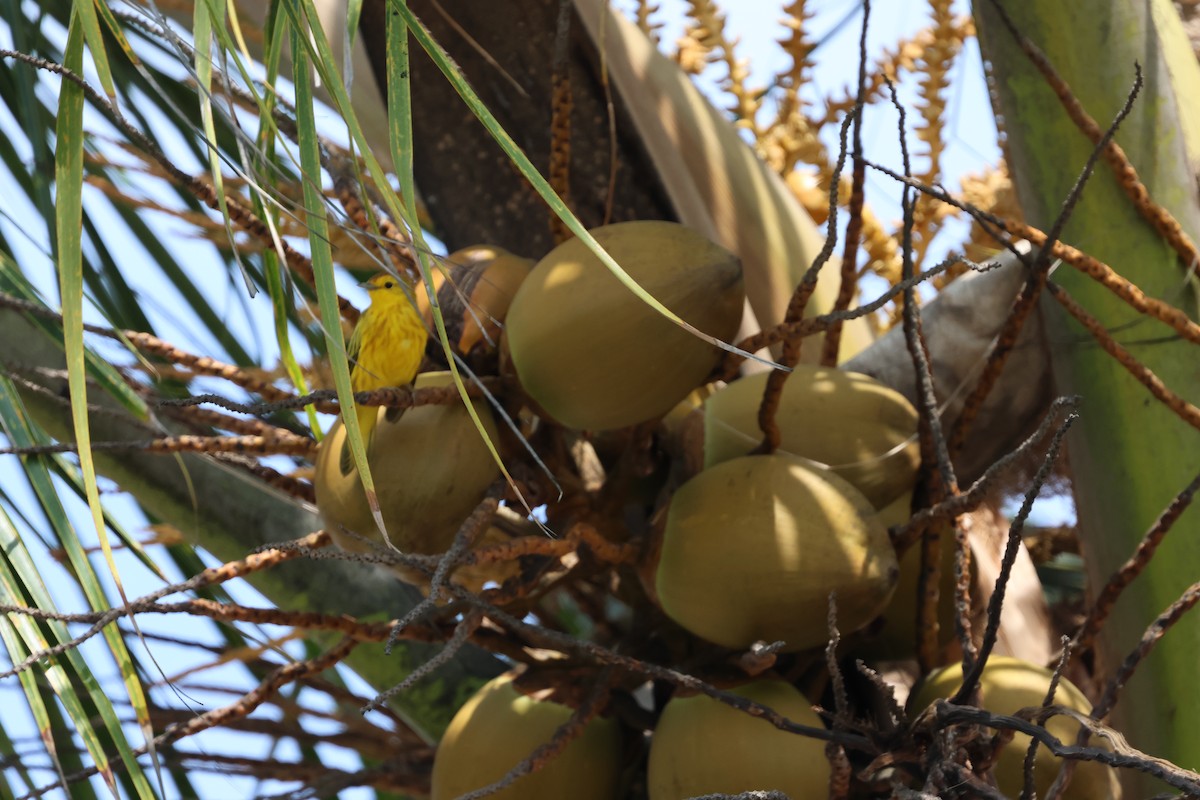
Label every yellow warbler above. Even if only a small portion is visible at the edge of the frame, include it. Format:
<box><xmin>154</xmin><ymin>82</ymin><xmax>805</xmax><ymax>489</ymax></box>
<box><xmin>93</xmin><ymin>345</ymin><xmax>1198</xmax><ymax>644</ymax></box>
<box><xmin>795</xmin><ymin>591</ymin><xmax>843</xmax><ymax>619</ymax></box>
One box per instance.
<box><xmin>341</xmin><ymin>271</ymin><xmax>428</xmax><ymax>472</ymax></box>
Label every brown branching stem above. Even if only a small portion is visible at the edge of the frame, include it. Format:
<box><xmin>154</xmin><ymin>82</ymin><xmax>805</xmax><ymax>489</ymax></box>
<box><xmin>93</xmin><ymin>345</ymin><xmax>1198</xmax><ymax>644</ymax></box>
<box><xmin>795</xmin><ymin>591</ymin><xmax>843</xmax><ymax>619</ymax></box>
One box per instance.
<box><xmin>754</xmin><ymin>108</ymin><xmax>857</xmax><ymax>453</ymax></box>
<box><xmin>820</xmin><ymin>0</ymin><xmax>871</xmax><ymax>367</ymax></box>
<box><xmin>14</xmin><ymin>637</ymin><xmax>359</xmax><ymax>800</ymax></box>
<box><xmin>0</xmin><ymin>434</ymin><xmax>315</xmax><ymax>458</ymax></box>
<box><xmin>0</xmin><ymin>291</ymin><xmax>294</xmax><ymax>401</ymax></box>
<box><xmin>930</xmin><ymin>702</ymin><xmax>1200</xmax><ymax>794</ymax></box>
<box><xmin>721</xmin><ymin>255</ymin><xmax>999</xmax><ymax>380</ymax></box>
<box><xmin>0</xmin><ymin>533</ymin><xmax>330</xmax><ymax>683</ymax></box>
<box><xmin>951</xmin><ymin>412</ymin><xmax>1076</xmax><ymax>705</ymax></box>
<box><xmin>885</xmin><ymin>76</ymin><xmax>958</xmax><ymax>672</ymax></box>
<box><xmin>891</xmin><ymin>396</ymin><xmax>1080</xmax><ymax>555</ymax></box>
<box><xmin>1047</xmin><ymin>281</ymin><xmax>1200</xmax><ymax>431</ymax></box>
<box><xmin>454</xmin><ymin>668</ymin><xmax>612</xmax><ymax>800</ymax></box>
<box><xmin>859</xmin><ymin>160</ymin><xmax>1200</xmax><ymax>353</ymax></box>
<box><xmin>1070</xmin><ymin>471</ymin><xmax>1200</xmax><ymax>657</ymax></box>
<box><xmin>1021</xmin><ymin>639</ymin><xmax>1072</xmax><ymax>800</ymax></box>
<box><xmin>548</xmin><ymin>0</ymin><xmax>574</xmax><ymax>244</ymax></box>
<box><xmin>440</xmin><ymin>583</ymin><xmax>872</xmax><ymax>751</ymax></box>
<box><xmin>332</xmin><ymin>173</ymin><xmax>419</xmax><ymax>283</ymax></box>
<box><xmin>1094</xmin><ymin>581</ymin><xmax>1200</xmax><ymax>724</ymax></box>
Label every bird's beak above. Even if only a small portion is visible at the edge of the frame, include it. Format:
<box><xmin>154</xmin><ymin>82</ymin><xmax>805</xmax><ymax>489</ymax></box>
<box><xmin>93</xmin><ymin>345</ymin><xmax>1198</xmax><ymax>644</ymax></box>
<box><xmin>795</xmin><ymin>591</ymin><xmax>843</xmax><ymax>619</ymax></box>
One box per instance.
<box><xmin>358</xmin><ymin>280</ymin><xmax>378</xmax><ymax>291</ymax></box>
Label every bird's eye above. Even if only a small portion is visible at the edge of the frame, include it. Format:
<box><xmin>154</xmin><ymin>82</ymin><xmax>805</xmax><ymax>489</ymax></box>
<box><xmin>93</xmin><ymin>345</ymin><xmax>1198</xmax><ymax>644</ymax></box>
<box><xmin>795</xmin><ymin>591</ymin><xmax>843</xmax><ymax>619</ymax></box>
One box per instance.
<box><xmin>384</xmin><ymin>281</ymin><xmax>394</xmax><ymax>289</ymax></box>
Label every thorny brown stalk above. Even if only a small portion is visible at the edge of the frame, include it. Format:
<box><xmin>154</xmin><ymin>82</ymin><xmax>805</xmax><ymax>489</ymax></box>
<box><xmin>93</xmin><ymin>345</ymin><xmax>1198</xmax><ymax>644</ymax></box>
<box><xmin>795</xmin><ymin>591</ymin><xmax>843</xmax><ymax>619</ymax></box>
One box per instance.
<box><xmin>428</xmin><ymin>492</ymin><xmax>503</xmax><ymax>604</ymax></box>
<box><xmin>454</xmin><ymin>668</ymin><xmax>613</xmax><ymax>800</ymax></box>
<box><xmin>159</xmin><ymin>403</ymin><xmax>295</xmax><ymax>439</ymax></box>
<box><xmin>819</xmin><ymin>0</ymin><xmax>871</xmax><ymax>367</ymax></box>
<box><xmin>1048</xmin><ymin>581</ymin><xmax>1200</xmax><ymax>799</ymax></box>
<box><xmin>1021</xmin><ymin>638</ymin><xmax>1072</xmax><ymax>800</ymax></box>
<box><xmin>860</xmin><ymin>159</ymin><xmax>1200</xmax><ymax>351</ymax></box>
<box><xmin>1047</xmin><ymin>280</ymin><xmax>1200</xmax><ymax>431</ymax></box>
<box><xmin>725</xmin><ymin>254</ymin><xmax>999</xmax><ymax>375</ymax></box>
<box><xmin>0</xmin><ymin>597</ymin><xmax>457</xmax><ymax>651</ymax></box>
<box><xmin>366</xmin><ymin>611</ymin><xmax>484</xmax><ymax>714</ymax></box>
<box><xmin>930</xmin><ymin>702</ymin><xmax>1200</xmax><ymax>794</ymax></box>
<box><xmin>951</xmin><ymin>516</ymin><xmax>975</xmax><ymax>664</ymax></box>
<box><xmin>891</xmin><ymin>395</ymin><xmax>1080</xmax><ymax>554</ymax></box>
<box><xmin>754</xmin><ymin>104</ymin><xmax>858</xmax><ymax>453</ymax></box>
<box><xmin>884</xmin><ymin>75</ymin><xmax>958</xmax><ymax>673</ymax></box>
<box><xmin>824</xmin><ymin>594</ymin><xmax>850</xmax><ymax>728</ymax></box>
<box><xmin>1094</xmin><ymin>581</ymin><xmax>1200</xmax><ymax>724</ymax></box>
<box><xmin>548</xmin><ymin>0</ymin><xmax>574</xmax><ymax>244</ymax></box>
<box><xmin>952</xmin><ymin>411</ymin><xmax>1077</xmax><ymax>706</ymax></box>
<box><xmin>0</xmin><ymin>533</ymin><xmax>329</xmax><ymax>683</ymax></box>
<box><xmin>0</xmin><ymin>433</ymin><xmax>315</xmax><ymax>458</ymax></box>
<box><xmin>856</xmin><ymin>660</ymin><xmax>906</xmax><ymax>736</ymax></box>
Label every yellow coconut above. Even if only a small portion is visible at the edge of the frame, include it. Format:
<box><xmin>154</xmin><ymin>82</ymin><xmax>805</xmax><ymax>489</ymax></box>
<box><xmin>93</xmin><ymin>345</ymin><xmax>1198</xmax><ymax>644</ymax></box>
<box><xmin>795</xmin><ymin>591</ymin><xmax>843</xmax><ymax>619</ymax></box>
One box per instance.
<box><xmin>505</xmin><ymin>221</ymin><xmax>744</xmax><ymax>431</ymax></box>
<box><xmin>656</xmin><ymin>454</ymin><xmax>899</xmax><ymax>652</ymax></box>
<box><xmin>415</xmin><ymin>244</ymin><xmax>533</xmax><ymax>359</ymax></box>
<box><xmin>432</xmin><ymin>673</ymin><xmax>622</xmax><ymax>800</ymax></box>
<box><xmin>909</xmin><ymin>657</ymin><xmax>1116</xmax><ymax>799</ymax></box>
<box><xmin>703</xmin><ymin>366</ymin><xmax>920</xmax><ymax>508</ymax></box>
<box><xmin>648</xmin><ymin>680</ymin><xmax>829</xmax><ymax>799</ymax></box>
<box><xmin>314</xmin><ymin>371</ymin><xmax>501</xmax><ymax>572</ymax></box>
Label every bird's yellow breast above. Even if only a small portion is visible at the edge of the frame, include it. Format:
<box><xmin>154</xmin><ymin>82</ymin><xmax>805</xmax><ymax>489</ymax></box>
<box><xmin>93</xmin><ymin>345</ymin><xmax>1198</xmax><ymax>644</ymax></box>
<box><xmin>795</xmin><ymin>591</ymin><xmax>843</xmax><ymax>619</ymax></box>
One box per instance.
<box><xmin>351</xmin><ymin>297</ymin><xmax>427</xmax><ymax>393</ymax></box>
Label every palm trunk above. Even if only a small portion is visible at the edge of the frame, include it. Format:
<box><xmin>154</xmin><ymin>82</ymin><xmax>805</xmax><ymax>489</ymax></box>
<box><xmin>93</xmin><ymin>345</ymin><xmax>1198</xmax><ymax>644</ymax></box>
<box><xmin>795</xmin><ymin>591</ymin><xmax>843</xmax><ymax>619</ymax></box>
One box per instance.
<box><xmin>975</xmin><ymin>1</ymin><xmax>1200</xmax><ymax>789</ymax></box>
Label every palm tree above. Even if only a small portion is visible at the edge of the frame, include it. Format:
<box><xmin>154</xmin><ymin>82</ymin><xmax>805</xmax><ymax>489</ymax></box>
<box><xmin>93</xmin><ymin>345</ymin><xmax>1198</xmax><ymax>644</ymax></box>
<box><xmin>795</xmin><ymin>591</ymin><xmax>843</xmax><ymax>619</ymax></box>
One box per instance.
<box><xmin>0</xmin><ymin>0</ymin><xmax>1196</xmax><ymax>796</ymax></box>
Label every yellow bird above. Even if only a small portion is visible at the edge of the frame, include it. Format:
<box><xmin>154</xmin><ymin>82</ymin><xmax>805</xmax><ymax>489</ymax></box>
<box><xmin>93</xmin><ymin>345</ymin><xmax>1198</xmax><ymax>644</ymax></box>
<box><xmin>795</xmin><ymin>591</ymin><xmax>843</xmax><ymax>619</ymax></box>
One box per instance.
<box><xmin>341</xmin><ymin>271</ymin><xmax>428</xmax><ymax>473</ymax></box>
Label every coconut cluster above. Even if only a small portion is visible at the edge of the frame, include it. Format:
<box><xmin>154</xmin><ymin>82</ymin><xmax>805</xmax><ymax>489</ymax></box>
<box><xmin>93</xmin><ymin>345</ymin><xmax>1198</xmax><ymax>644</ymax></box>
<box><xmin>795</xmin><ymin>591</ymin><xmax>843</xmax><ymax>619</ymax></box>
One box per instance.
<box><xmin>313</xmin><ymin>221</ymin><xmax>1112</xmax><ymax>797</ymax></box>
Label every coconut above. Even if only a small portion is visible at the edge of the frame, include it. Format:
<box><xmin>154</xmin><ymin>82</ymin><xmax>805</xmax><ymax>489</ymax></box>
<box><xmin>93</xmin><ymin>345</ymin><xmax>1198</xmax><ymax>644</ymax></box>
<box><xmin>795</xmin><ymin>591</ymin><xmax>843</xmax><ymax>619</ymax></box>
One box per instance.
<box><xmin>415</xmin><ymin>244</ymin><xmax>533</xmax><ymax>360</ymax></box>
<box><xmin>648</xmin><ymin>679</ymin><xmax>829</xmax><ymax>799</ymax></box>
<box><xmin>314</xmin><ymin>371</ymin><xmax>501</xmax><ymax>576</ymax></box>
<box><xmin>909</xmin><ymin>656</ymin><xmax>1116</xmax><ymax>799</ymax></box>
<box><xmin>703</xmin><ymin>366</ymin><xmax>920</xmax><ymax>508</ymax></box>
<box><xmin>504</xmin><ymin>220</ymin><xmax>744</xmax><ymax>431</ymax></box>
<box><xmin>656</xmin><ymin>454</ymin><xmax>899</xmax><ymax>652</ymax></box>
<box><xmin>432</xmin><ymin>673</ymin><xmax>622</xmax><ymax>800</ymax></box>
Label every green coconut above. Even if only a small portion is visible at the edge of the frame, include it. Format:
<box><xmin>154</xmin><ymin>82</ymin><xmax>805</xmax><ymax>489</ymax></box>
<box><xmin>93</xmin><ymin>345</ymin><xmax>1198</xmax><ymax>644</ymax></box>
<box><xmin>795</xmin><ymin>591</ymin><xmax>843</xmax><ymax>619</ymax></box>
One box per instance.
<box><xmin>648</xmin><ymin>679</ymin><xmax>830</xmax><ymax>799</ymax></box>
<box><xmin>856</xmin><ymin>492</ymin><xmax>961</xmax><ymax>660</ymax></box>
<box><xmin>656</xmin><ymin>454</ymin><xmax>900</xmax><ymax>652</ymax></box>
<box><xmin>909</xmin><ymin>657</ymin><xmax>1116</xmax><ymax>799</ymax></box>
<box><xmin>432</xmin><ymin>673</ymin><xmax>622</xmax><ymax>800</ymax></box>
<box><xmin>703</xmin><ymin>366</ymin><xmax>920</xmax><ymax>508</ymax></box>
<box><xmin>505</xmin><ymin>220</ymin><xmax>744</xmax><ymax>431</ymax></box>
<box><xmin>415</xmin><ymin>244</ymin><xmax>533</xmax><ymax>360</ymax></box>
<box><xmin>314</xmin><ymin>371</ymin><xmax>500</xmax><ymax>576</ymax></box>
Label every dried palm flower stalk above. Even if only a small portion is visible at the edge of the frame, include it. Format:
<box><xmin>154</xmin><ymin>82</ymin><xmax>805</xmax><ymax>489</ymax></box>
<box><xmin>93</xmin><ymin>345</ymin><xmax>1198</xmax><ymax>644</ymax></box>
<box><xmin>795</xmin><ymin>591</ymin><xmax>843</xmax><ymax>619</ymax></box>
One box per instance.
<box><xmin>634</xmin><ymin>0</ymin><xmax>663</xmax><ymax>45</ymax></box>
<box><xmin>908</xmin><ymin>0</ymin><xmax>966</xmax><ymax>268</ymax></box>
<box><xmin>675</xmin><ymin>0</ymin><xmax>761</xmax><ymax>129</ymax></box>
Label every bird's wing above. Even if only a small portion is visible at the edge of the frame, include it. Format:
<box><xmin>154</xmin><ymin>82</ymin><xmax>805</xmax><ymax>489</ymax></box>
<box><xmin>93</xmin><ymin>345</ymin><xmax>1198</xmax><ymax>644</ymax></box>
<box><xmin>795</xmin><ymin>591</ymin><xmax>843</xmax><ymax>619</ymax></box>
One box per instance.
<box><xmin>346</xmin><ymin>314</ymin><xmax>365</xmax><ymax>371</ymax></box>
